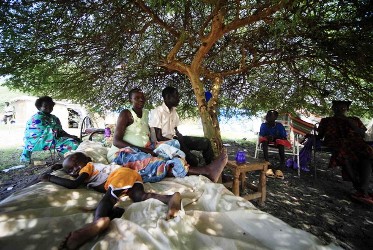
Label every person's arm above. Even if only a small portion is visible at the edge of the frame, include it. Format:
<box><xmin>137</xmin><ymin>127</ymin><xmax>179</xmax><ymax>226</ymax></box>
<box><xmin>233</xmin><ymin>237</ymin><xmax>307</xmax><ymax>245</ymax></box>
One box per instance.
<box><xmin>153</xmin><ymin>127</ymin><xmax>174</xmax><ymax>141</ymax></box>
<box><xmin>259</xmin><ymin>123</ymin><xmax>266</xmax><ymax>137</ymax></box>
<box><xmin>113</xmin><ymin>109</ymin><xmax>155</xmax><ymax>155</ymax></box>
<box><xmin>54</xmin><ymin>116</ymin><xmax>80</xmax><ymax>141</ymax></box>
<box><xmin>259</xmin><ymin>123</ymin><xmax>274</xmax><ymax>141</ymax></box>
<box><xmin>316</xmin><ymin>118</ymin><xmax>326</xmax><ymax>139</ymax></box>
<box><xmin>346</xmin><ymin>117</ymin><xmax>366</xmax><ymax>137</ymax></box>
<box><xmin>173</xmin><ymin>127</ymin><xmax>191</xmax><ymax>154</ymax></box>
<box><xmin>277</xmin><ymin>123</ymin><xmax>287</xmax><ymax>140</ymax></box>
<box><xmin>40</xmin><ymin>172</ymin><xmax>89</xmax><ymax>189</ymax></box>
<box><xmin>174</xmin><ymin>127</ymin><xmax>183</xmax><ymax>139</ymax></box>
<box><xmin>58</xmin><ymin>129</ymin><xmax>81</xmax><ymax>141</ymax></box>
<box><xmin>51</xmin><ymin>163</ymin><xmax>63</xmax><ymax>171</ymax></box>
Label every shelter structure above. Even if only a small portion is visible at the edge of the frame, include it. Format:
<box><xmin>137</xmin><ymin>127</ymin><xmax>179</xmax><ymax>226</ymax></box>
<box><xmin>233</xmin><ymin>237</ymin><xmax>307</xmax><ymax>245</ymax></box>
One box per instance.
<box><xmin>9</xmin><ymin>96</ymin><xmax>87</xmax><ymax>128</ymax></box>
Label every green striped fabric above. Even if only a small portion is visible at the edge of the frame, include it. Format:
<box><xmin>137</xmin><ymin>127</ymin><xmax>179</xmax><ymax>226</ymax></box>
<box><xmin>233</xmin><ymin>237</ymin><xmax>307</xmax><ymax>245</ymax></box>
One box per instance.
<box><xmin>289</xmin><ymin>115</ymin><xmax>315</xmax><ymax>135</ymax></box>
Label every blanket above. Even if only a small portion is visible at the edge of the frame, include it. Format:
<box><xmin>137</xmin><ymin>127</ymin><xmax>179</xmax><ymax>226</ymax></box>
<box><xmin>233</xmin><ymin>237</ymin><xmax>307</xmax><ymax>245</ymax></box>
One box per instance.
<box><xmin>114</xmin><ymin>147</ymin><xmax>188</xmax><ymax>182</ymax></box>
<box><xmin>0</xmin><ymin>174</ymin><xmax>340</xmax><ymax>250</ymax></box>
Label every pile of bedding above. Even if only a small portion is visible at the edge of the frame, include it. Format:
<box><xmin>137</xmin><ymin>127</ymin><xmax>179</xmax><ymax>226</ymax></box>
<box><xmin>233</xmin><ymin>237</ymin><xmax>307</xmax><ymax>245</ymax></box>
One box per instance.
<box><xmin>0</xmin><ymin>141</ymin><xmax>341</xmax><ymax>250</ymax></box>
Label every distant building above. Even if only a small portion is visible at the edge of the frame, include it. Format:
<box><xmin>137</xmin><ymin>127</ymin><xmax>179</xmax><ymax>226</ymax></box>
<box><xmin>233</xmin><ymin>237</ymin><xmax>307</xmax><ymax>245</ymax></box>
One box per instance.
<box><xmin>9</xmin><ymin>96</ymin><xmax>88</xmax><ymax>129</ymax></box>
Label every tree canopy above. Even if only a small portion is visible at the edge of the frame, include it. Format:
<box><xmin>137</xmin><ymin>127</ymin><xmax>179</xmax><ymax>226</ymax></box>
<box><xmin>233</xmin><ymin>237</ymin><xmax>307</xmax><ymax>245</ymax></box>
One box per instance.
<box><xmin>1</xmin><ymin>0</ymin><xmax>372</xmax><ymax>118</ymax></box>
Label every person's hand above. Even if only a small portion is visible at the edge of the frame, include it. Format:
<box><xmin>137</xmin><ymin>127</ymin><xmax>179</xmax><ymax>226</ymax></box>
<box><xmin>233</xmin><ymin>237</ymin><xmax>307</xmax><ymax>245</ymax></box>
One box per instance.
<box><xmin>51</xmin><ymin>163</ymin><xmax>63</xmax><ymax>171</ymax></box>
<box><xmin>142</xmin><ymin>148</ymin><xmax>158</xmax><ymax>157</ymax></box>
<box><xmin>267</xmin><ymin>135</ymin><xmax>274</xmax><ymax>142</ymax></box>
<box><xmin>175</xmin><ymin>128</ymin><xmax>183</xmax><ymax>139</ymax></box>
<box><xmin>70</xmin><ymin>135</ymin><xmax>81</xmax><ymax>142</ymax></box>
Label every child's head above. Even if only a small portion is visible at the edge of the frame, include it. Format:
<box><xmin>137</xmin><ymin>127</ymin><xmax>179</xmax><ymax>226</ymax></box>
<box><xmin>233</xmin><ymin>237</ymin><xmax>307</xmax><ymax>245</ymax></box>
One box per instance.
<box><xmin>62</xmin><ymin>152</ymin><xmax>91</xmax><ymax>177</ymax></box>
<box><xmin>265</xmin><ymin>110</ymin><xmax>278</xmax><ymax>122</ymax></box>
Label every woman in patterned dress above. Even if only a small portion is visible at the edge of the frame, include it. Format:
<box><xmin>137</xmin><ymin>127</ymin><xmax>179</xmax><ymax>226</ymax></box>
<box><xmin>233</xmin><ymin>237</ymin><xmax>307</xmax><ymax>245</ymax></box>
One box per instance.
<box><xmin>20</xmin><ymin>96</ymin><xmax>80</xmax><ymax>163</ymax></box>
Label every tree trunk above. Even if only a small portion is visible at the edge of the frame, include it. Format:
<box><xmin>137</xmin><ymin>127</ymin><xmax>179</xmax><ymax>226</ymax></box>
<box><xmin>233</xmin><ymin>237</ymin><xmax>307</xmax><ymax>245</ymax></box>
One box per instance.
<box><xmin>188</xmin><ymin>72</ymin><xmax>223</xmax><ymax>156</ymax></box>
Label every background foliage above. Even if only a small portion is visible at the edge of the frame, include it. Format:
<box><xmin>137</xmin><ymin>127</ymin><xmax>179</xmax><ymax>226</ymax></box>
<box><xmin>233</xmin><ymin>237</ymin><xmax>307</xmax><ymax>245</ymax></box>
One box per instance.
<box><xmin>0</xmin><ymin>0</ymin><xmax>372</xmax><ymax>118</ymax></box>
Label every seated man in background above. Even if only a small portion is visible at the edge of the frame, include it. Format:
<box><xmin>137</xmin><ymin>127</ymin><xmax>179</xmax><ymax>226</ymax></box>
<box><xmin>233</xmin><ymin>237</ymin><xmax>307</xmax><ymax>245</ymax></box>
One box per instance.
<box><xmin>149</xmin><ymin>86</ymin><xmax>214</xmax><ymax>167</ymax></box>
<box><xmin>2</xmin><ymin>102</ymin><xmax>14</xmax><ymax>124</ymax></box>
<box><xmin>259</xmin><ymin>110</ymin><xmax>291</xmax><ymax>179</ymax></box>
<box><xmin>317</xmin><ymin>100</ymin><xmax>373</xmax><ymax>205</ymax></box>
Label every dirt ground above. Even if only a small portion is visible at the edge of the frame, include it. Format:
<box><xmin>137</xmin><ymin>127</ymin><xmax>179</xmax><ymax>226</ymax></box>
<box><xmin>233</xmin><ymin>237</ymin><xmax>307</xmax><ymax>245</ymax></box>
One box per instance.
<box><xmin>0</xmin><ymin>141</ymin><xmax>372</xmax><ymax>250</ymax></box>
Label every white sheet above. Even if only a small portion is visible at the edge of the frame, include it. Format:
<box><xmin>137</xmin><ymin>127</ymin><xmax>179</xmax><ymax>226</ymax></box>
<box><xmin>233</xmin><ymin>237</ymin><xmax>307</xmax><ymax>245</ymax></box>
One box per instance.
<box><xmin>0</xmin><ymin>174</ymin><xmax>340</xmax><ymax>250</ymax></box>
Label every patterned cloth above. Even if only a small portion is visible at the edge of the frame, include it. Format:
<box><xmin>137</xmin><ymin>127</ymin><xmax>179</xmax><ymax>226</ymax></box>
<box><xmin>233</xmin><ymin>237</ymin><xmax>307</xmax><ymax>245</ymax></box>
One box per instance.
<box><xmin>318</xmin><ymin>116</ymin><xmax>373</xmax><ymax>168</ymax></box>
<box><xmin>153</xmin><ymin>140</ymin><xmax>185</xmax><ymax>159</ymax></box>
<box><xmin>259</xmin><ymin>137</ymin><xmax>292</xmax><ymax>149</ymax></box>
<box><xmin>20</xmin><ymin>111</ymin><xmax>79</xmax><ymax>162</ymax></box>
<box><xmin>113</xmin><ymin>146</ymin><xmax>189</xmax><ymax>183</ymax></box>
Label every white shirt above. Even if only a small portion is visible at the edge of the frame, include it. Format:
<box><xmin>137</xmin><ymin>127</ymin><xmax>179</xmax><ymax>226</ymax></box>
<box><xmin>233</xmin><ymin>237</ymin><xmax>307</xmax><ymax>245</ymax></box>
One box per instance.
<box><xmin>81</xmin><ymin>162</ymin><xmax>121</xmax><ymax>188</ymax></box>
<box><xmin>149</xmin><ymin>102</ymin><xmax>180</xmax><ymax>139</ymax></box>
<box><xmin>4</xmin><ymin>105</ymin><xmax>14</xmax><ymax>116</ymax></box>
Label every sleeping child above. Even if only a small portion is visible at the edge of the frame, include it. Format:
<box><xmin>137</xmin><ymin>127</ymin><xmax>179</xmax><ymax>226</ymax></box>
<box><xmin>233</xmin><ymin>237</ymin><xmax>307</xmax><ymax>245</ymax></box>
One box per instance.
<box><xmin>40</xmin><ymin>152</ymin><xmax>181</xmax><ymax>249</ymax></box>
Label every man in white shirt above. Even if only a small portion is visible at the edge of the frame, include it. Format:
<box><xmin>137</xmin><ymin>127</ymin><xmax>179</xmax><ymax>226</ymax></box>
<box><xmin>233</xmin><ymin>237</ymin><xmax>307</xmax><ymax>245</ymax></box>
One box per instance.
<box><xmin>3</xmin><ymin>102</ymin><xmax>14</xmax><ymax>124</ymax></box>
<box><xmin>149</xmin><ymin>86</ymin><xmax>214</xmax><ymax>166</ymax></box>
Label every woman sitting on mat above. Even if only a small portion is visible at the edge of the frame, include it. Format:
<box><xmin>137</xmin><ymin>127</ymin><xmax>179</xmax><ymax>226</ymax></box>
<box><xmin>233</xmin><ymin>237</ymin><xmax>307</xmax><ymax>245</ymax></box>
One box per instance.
<box><xmin>317</xmin><ymin>100</ymin><xmax>373</xmax><ymax>205</ymax></box>
<box><xmin>259</xmin><ymin>110</ymin><xmax>291</xmax><ymax>179</ymax></box>
<box><xmin>107</xmin><ymin>88</ymin><xmax>227</xmax><ymax>183</ymax></box>
<box><xmin>20</xmin><ymin>96</ymin><xmax>80</xmax><ymax>163</ymax></box>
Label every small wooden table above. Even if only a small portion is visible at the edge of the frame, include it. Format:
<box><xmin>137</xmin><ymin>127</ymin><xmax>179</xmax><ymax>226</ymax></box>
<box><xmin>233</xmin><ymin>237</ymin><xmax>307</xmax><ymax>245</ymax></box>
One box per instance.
<box><xmin>224</xmin><ymin>158</ymin><xmax>269</xmax><ymax>206</ymax></box>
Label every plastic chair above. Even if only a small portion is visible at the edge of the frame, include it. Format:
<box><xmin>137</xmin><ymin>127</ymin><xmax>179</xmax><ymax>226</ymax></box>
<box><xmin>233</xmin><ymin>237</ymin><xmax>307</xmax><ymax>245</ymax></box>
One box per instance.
<box><xmin>254</xmin><ymin>114</ymin><xmax>315</xmax><ymax>176</ymax></box>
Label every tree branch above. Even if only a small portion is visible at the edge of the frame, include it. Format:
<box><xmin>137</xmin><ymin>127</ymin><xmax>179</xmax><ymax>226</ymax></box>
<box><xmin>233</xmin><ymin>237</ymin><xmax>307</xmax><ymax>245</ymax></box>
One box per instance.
<box><xmin>134</xmin><ymin>0</ymin><xmax>180</xmax><ymax>37</ymax></box>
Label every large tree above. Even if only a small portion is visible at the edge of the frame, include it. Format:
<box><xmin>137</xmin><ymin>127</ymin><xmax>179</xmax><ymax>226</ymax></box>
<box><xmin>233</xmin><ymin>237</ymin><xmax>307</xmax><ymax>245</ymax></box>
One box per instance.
<box><xmin>1</xmin><ymin>0</ymin><xmax>372</xmax><ymax>152</ymax></box>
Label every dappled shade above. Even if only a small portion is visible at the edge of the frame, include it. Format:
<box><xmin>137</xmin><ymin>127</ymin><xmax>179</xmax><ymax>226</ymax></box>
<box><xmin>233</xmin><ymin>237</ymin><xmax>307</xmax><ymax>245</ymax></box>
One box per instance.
<box><xmin>0</xmin><ymin>173</ymin><xmax>340</xmax><ymax>249</ymax></box>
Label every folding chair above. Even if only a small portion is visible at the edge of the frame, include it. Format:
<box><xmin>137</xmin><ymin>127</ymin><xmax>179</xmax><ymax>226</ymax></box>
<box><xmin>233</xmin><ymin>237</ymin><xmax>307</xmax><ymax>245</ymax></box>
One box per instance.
<box><xmin>288</xmin><ymin>114</ymin><xmax>316</xmax><ymax>176</ymax></box>
<box><xmin>79</xmin><ymin>116</ymin><xmax>118</xmax><ymax>147</ymax></box>
<box><xmin>254</xmin><ymin>114</ymin><xmax>298</xmax><ymax>173</ymax></box>
<box><xmin>80</xmin><ymin>116</ymin><xmax>105</xmax><ymax>141</ymax></box>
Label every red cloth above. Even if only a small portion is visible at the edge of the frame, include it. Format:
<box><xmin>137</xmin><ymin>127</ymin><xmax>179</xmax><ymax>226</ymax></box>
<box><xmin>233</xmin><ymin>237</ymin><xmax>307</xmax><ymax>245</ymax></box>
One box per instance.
<box><xmin>259</xmin><ymin>137</ymin><xmax>292</xmax><ymax>149</ymax></box>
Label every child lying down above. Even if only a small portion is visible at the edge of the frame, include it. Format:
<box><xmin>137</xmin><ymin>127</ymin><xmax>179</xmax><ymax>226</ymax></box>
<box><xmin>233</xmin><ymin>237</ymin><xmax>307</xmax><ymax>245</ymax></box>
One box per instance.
<box><xmin>40</xmin><ymin>152</ymin><xmax>181</xmax><ymax>249</ymax></box>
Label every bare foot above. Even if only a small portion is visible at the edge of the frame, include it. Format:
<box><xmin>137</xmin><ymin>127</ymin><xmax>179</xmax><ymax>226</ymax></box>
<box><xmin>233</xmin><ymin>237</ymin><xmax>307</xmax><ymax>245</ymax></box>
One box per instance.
<box><xmin>166</xmin><ymin>192</ymin><xmax>181</xmax><ymax>220</ymax></box>
<box><xmin>205</xmin><ymin>148</ymin><xmax>228</xmax><ymax>183</ymax></box>
<box><xmin>59</xmin><ymin>217</ymin><xmax>110</xmax><ymax>250</ymax></box>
